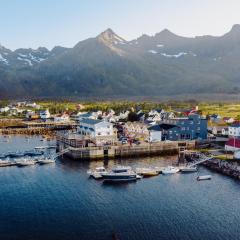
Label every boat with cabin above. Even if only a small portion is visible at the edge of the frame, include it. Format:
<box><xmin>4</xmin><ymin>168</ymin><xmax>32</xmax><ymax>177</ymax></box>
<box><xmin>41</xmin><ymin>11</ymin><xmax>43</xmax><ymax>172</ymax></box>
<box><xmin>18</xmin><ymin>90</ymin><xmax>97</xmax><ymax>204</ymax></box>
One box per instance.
<box><xmin>162</xmin><ymin>166</ymin><xmax>179</xmax><ymax>175</ymax></box>
<box><xmin>102</xmin><ymin>166</ymin><xmax>138</xmax><ymax>182</ymax></box>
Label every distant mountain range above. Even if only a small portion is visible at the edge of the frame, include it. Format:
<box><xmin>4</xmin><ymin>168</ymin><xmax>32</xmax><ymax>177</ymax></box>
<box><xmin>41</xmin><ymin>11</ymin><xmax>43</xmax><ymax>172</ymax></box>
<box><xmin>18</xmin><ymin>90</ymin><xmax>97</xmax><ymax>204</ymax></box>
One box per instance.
<box><xmin>1</xmin><ymin>25</ymin><xmax>240</xmax><ymax>99</ymax></box>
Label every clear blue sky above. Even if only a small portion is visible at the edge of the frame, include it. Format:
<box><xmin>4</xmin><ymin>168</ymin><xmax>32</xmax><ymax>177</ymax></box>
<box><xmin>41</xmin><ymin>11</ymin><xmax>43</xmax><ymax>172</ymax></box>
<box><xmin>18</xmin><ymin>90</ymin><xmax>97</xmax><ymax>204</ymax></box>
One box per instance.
<box><xmin>1</xmin><ymin>0</ymin><xmax>240</xmax><ymax>50</ymax></box>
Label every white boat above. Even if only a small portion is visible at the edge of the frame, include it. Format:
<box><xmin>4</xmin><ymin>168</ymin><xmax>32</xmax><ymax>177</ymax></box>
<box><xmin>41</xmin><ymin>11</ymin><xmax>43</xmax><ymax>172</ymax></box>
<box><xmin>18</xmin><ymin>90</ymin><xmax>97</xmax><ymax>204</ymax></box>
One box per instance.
<box><xmin>38</xmin><ymin>158</ymin><xmax>55</xmax><ymax>165</ymax></box>
<box><xmin>0</xmin><ymin>160</ymin><xmax>15</xmax><ymax>167</ymax></box>
<box><xmin>16</xmin><ymin>159</ymin><xmax>36</xmax><ymax>167</ymax></box>
<box><xmin>87</xmin><ymin>167</ymin><xmax>108</xmax><ymax>179</ymax></box>
<box><xmin>197</xmin><ymin>175</ymin><xmax>212</xmax><ymax>181</ymax></box>
<box><xmin>180</xmin><ymin>166</ymin><xmax>198</xmax><ymax>173</ymax></box>
<box><xmin>162</xmin><ymin>166</ymin><xmax>179</xmax><ymax>174</ymax></box>
<box><xmin>34</xmin><ymin>146</ymin><xmax>48</xmax><ymax>150</ymax></box>
<box><xmin>102</xmin><ymin>166</ymin><xmax>138</xmax><ymax>182</ymax></box>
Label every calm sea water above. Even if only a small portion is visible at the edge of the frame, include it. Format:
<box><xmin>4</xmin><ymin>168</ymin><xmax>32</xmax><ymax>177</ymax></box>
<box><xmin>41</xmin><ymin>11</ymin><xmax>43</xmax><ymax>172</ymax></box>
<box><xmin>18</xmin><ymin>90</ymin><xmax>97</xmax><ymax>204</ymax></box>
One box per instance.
<box><xmin>0</xmin><ymin>135</ymin><xmax>240</xmax><ymax>240</ymax></box>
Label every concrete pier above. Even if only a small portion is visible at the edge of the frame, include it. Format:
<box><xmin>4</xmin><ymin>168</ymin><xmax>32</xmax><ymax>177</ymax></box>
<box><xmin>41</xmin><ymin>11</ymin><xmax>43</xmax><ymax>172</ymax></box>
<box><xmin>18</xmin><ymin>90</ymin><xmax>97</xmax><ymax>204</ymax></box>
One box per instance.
<box><xmin>56</xmin><ymin>135</ymin><xmax>196</xmax><ymax>160</ymax></box>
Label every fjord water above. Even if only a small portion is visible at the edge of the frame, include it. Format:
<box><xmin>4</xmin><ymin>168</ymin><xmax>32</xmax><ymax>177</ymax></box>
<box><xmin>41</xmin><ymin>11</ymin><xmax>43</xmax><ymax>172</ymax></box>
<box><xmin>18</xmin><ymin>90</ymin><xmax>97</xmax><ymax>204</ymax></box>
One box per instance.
<box><xmin>0</xmin><ymin>136</ymin><xmax>240</xmax><ymax>240</ymax></box>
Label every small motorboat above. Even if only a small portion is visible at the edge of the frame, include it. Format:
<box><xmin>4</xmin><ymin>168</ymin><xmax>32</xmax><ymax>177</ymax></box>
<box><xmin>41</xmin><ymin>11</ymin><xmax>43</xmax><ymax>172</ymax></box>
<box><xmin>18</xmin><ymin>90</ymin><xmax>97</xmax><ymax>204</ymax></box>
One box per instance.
<box><xmin>197</xmin><ymin>175</ymin><xmax>212</xmax><ymax>181</ymax></box>
<box><xmin>162</xmin><ymin>166</ymin><xmax>179</xmax><ymax>175</ymax></box>
<box><xmin>180</xmin><ymin>166</ymin><xmax>198</xmax><ymax>173</ymax></box>
<box><xmin>102</xmin><ymin>166</ymin><xmax>138</xmax><ymax>182</ymax></box>
<box><xmin>16</xmin><ymin>159</ymin><xmax>36</xmax><ymax>167</ymax></box>
<box><xmin>87</xmin><ymin>167</ymin><xmax>108</xmax><ymax>179</ymax></box>
<box><xmin>136</xmin><ymin>167</ymin><xmax>159</xmax><ymax>177</ymax></box>
<box><xmin>38</xmin><ymin>158</ymin><xmax>55</xmax><ymax>165</ymax></box>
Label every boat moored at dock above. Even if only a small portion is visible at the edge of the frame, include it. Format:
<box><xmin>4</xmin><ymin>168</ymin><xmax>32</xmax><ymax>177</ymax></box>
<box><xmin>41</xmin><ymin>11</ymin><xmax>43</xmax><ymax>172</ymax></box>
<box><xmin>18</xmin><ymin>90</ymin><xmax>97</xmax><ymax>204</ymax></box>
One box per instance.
<box><xmin>87</xmin><ymin>167</ymin><xmax>108</xmax><ymax>179</ymax></box>
<box><xmin>136</xmin><ymin>167</ymin><xmax>159</xmax><ymax>177</ymax></box>
<box><xmin>197</xmin><ymin>175</ymin><xmax>212</xmax><ymax>181</ymax></box>
<box><xmin>102</xmin><ymin>166</ymin><xmax>138</xmax><ymax>182</ymax></box>
<box><xmin>38</xmin><ymin>158</ymin><xmax>55</xmax><ymax>165</ymax></box>
<box><xmin>162</xmin><ymin>166</ymin><xmax>179</xmax><ymax>175</ymax></box>
<box><xmin>15</xmin><ymin>159</ymin><xmax>36</xmax><ymax>167</ymax></box>
<box><xmin>180</xmin><ymin>166</ymin><xmax>198</xmax><ymax>173</ymax></box>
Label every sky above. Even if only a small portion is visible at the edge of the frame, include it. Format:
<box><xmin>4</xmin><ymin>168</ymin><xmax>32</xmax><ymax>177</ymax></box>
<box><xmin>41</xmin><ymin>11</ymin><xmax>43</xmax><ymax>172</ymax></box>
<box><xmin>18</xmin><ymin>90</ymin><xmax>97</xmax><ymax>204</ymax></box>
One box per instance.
<box><xmin>1</xmin><ymin>0</ymin><xmax>240</xmax><ymax>50</ymax></box>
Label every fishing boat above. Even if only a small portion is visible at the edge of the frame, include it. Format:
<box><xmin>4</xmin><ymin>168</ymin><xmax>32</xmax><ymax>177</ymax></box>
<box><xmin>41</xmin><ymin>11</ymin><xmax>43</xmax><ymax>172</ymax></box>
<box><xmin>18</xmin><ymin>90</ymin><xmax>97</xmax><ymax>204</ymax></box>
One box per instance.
<box><xmin>197</xmin><ymin>175</ymin><xmax>212</xmax><ymax>181</ymax></box>
<box><xmin>102</xmin><ymin>166</ymin><xmax>138</xmax><ymax>182</ymax></box>
<box><xmin>180</xmin><ymin>166</ymin><xmax>198</xmax><ymax>173</ymax></box>
<box><xmin>87</xmin><ymin>167</ymin><xmax>108</xmax><ymax>179</ymax></box>
<box><xmin>136</xmin><ymin>167</ymin><xmax>159</xmax><ymax>177</ymax></box>
<box><xmin>38</xmin><ymin>158</ymin><xmax>55</xmax><ymax>165</ymax></box>
<box><xmin>15</xmin><ymin>159</ymin><xmax>36</xmax><ymax>167</ymax></box>
<box><xmin>162</xmin><ymin>166</ymin><xmax>179</xmax><ymax>175</ymax></box>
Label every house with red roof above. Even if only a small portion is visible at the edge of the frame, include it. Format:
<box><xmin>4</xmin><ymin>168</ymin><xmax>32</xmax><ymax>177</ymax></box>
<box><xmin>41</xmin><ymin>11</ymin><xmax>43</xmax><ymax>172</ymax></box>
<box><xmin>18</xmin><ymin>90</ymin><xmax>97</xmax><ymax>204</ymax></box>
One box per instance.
<box><xmin>225</xmin><ymin>138</ymin><xmax>240</xmax><ymax>151</ymax></box>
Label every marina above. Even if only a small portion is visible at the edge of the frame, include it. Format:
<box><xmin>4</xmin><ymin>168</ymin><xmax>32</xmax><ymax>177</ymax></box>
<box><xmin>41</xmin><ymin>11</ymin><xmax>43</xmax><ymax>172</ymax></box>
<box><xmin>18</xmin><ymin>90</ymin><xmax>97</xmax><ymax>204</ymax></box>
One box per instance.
<box><xmin>0</xmin><ymin>135</ymin><xmax>240</xmax><ymax>240</ymax></box>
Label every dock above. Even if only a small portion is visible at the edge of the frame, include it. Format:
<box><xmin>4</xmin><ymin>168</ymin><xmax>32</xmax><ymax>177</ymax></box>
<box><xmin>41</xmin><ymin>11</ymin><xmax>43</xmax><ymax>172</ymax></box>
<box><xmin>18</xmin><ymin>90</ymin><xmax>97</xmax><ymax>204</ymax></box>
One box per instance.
<box><xmin>56</xmin><ymin>134</ymin><xmax>196</xmax><ymax>160</ymax></box>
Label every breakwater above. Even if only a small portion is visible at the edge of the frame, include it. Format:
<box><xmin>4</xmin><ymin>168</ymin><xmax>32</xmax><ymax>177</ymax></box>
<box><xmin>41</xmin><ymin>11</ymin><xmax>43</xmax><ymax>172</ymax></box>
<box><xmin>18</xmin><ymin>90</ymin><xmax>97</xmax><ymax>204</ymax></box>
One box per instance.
<box><xmin>202</xmin><ymin>159</ymin><xmax>240</xmax><ymax>180</ymax></box>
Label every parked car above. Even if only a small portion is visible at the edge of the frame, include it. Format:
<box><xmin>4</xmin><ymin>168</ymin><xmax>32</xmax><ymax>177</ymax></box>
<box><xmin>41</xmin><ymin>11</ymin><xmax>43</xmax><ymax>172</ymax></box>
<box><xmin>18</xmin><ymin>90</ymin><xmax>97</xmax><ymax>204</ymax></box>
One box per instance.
<box><xmin>122</xmin><ymin>140</ymin><xmax>128</xmax><ymax>144</ymax></box>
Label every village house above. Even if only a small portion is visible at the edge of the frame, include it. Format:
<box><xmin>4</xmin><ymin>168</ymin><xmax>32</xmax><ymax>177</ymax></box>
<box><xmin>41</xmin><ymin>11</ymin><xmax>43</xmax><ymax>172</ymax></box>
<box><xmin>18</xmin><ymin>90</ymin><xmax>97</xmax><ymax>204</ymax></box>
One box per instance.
<box><xmin>228</xmin><ymin>124</ymin><xmax>240</xmax><ymax>137</ymax></box>
<box><xmin>209</xmin><ymin>114</ymin><xmax>221</xmax><ymax>123</ymax></box>
<box><xmin>123</xmin><ymin>122</ymin><xmax>149</xmax><ymax>140</ymax></box>
<box><xmin>225</xmin><ymin>138</ymin><xmax>240</xmax><ymax>151</ymax></box>
<box><xmin>223</xmin><ymin>117</ymin><xmax>235</xmax><ymax>124</ymax></box>
<box><xmin>39</xmin><ymin>109</ymin><xmax>51</xmax><ymax>120</ymax></box>
<box><xmin>54</xmin><ymin>114</ymin><xmax>70</xmax><ymax>123</ymax></box>
<box><xmin>78</xmin><ymin>119</ymin><xmax>114</xmax><ymax>138</ymax></box>
<box><xmin>0</xmin><ymin>106</ymin><xmax>10</xmax><ymax>113</ymax></box>
<box><xmin>148</xmin><ymin>125</ymin><xmax>162</xmax><ymax>142</ymax></box>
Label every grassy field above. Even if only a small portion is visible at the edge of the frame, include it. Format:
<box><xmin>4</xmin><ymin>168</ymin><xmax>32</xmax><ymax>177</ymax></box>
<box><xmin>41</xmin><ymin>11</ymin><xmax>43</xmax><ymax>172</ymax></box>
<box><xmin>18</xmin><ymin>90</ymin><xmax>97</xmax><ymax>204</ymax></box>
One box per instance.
<box><xmin>1</xmin><ymin>100</ymin><xmax>240</xmax><ymax>118</ymax></box>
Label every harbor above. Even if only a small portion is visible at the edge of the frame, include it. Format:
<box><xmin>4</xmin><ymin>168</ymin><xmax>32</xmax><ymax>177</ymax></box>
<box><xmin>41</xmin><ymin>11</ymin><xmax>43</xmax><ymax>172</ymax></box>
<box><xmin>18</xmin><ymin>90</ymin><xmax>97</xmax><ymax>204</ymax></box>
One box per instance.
<box><xmin>0</xmin><ymin>135</ymin><xmax>240</xmax><ymax>240</ymax></box>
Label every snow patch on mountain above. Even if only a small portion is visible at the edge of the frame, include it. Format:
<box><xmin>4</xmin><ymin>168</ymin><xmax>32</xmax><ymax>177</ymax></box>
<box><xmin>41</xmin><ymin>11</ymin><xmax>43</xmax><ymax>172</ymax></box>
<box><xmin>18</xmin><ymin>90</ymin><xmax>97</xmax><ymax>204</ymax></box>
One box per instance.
<box><xmin>161</xmin><ymin>52</ymin><xmax>188</xmax><ymax>58</ymax></box>
<box><xmin>17</xmin><ymin>57</ymin><xmax>33</xmax><ymax>66</ymax></box>
<box><xmin>148</xmin><ymin>50</ymin><xmax>158</xmax><ymax>54</ymax></box>
<box><xmin>0</xmin><ymin>54</ymin><xmax>9</xmax><ymax>65</ymax></box>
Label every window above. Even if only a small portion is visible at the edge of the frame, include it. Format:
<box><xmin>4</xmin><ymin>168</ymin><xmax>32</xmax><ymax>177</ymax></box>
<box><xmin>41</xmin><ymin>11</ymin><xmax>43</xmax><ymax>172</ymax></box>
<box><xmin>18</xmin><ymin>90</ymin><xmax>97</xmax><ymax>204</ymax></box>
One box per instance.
<box><xmin>181</xmin><ymin>127</ymin><xmax>185</xmax><ymax>131</ymax></box>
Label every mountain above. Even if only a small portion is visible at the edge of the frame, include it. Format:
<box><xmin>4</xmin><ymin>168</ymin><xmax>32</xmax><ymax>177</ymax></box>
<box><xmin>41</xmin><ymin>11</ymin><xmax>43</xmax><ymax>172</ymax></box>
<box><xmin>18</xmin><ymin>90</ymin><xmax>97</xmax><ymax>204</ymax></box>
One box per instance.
<box><xmin>1</xmin><ymin>25</ymin><xmax>240</xmax><ymax>99</ymax></box>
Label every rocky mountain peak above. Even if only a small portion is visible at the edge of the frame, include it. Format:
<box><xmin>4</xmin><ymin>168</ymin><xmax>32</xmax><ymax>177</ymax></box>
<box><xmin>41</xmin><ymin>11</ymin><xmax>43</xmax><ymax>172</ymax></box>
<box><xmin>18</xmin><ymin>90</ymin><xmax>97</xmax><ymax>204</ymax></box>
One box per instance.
<box><xmin>97</xmin><ymin>28</ymin><xmax>126</xmax><ymax>45</ymax></box>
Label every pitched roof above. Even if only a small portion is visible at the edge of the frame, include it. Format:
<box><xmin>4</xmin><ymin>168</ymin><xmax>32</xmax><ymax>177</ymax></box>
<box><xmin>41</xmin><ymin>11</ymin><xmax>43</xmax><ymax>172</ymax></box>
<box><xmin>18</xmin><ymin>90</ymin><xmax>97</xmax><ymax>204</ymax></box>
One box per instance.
<box><xmin>80</xmin><ymin>119</ymin><xmax>104</xmax><ymax>125</ymax></box>
<box><xmin>148</xmin><ymin>123</ymin><xmax>178</xmax><ymax>131</ymax></box>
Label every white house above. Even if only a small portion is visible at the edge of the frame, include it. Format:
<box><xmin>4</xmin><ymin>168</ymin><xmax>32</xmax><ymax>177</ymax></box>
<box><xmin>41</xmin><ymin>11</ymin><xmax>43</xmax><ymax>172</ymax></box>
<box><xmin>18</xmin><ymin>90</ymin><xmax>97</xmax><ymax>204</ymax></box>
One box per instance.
<box><xmin>148</xmin><ymin>125</ymin><xmax>162</xmax><ymax>142</ymax></box>
<box><xmin>54</xmin><ymin>114</ymin><xmax>70</xmax><ymax>123</ymax></box>
<box><xmin>40</xmin><ymin>109</ymin><xmax>50</xmax><ymax>119</ymax></box>
<box><xmin>221</xmin><ymin>127</ymin><xmax>229</xmax><ymax>136</ymax></box>
<box><xmin>78</xmin><ymin>119</ymin><xmax>114</xmax><ymax>138</ymax></box>
<box><xmin>0</xmin><ymin>107</ymin><xmax>10</xmax><ymax>113</ymax></box>
<box><xmin>228</xmin><ymin>124</ymin><xmax>240</xmax><ymax>137</ymax></box>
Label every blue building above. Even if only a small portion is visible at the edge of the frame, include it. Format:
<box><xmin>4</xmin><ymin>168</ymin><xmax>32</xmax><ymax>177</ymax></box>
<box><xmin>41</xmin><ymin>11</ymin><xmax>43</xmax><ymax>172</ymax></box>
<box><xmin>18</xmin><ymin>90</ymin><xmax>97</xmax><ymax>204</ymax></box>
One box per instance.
<box><xmin>159</xmin><ymin>114</ymin><xmax>207</xmax><ymax>141</ymax></box>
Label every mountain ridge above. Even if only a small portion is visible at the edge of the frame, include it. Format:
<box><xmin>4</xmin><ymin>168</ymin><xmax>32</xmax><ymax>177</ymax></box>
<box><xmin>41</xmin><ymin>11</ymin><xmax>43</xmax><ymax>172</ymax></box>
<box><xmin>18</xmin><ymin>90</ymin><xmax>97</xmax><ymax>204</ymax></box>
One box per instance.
<box><xmin>1</xmin><ymin>25</ymin><xmax>240</xmax><ymax>99</ymax></box>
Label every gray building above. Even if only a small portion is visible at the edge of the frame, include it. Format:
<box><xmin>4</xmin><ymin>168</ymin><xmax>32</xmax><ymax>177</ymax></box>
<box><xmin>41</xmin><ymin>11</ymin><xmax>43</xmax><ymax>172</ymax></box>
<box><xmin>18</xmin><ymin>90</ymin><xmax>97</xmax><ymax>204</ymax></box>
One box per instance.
<box><xmin>160</xmin><ymin>114</ymin><xmax>207</xmax><ymax>141</ymax></box>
